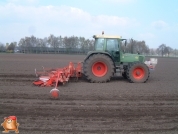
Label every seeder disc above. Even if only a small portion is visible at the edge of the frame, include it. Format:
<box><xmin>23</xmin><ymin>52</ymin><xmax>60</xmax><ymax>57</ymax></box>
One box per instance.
<box><xmin>50</xmin><ymin>88</ymin><xmax>60</xmax><ymax>99</ymax></box>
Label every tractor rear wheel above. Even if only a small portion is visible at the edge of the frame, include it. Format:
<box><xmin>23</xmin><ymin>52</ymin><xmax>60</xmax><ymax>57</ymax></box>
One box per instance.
<box><xmin>127</xmin><ymin>62</ymin><xmax>149</xmax><ymax>83</ymax></box>
<box><xmin>83</xmin><ymin>54</ymin><xmax>114</xmax><ymax>83</ymax></box>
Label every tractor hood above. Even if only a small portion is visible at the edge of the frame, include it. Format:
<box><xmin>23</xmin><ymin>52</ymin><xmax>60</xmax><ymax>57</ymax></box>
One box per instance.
<box><xmin>121</xmin><ymin>53</ymin><xmax>145</xmax><ymax>63</ymax></box>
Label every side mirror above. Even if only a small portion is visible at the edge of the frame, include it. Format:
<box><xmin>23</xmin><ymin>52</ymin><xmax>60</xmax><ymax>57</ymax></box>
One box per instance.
<box><xmin>125</xmin><ymin>40</ymin><xmax>127</xmax><ymax>46</ymax></box>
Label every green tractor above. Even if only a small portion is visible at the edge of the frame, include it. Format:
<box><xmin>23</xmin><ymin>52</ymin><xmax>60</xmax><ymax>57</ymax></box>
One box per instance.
<box><xmin>83</xmin><ymin>33</ymin><xmax>154</xmax><ymax>83</ymax></box>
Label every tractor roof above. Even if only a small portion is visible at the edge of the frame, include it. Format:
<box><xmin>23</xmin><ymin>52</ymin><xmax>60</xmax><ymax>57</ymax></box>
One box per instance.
<box><xmin>93</xmin><ymin>35</ymin><xmax>122</xmax><ymax>39</ymax></box>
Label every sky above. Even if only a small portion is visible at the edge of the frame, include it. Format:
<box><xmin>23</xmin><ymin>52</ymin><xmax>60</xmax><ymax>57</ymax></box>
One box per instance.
<box><xmin>0</xmin><ymin>0</ymin><xmax>178</xmax><ymax>49</ymax></box>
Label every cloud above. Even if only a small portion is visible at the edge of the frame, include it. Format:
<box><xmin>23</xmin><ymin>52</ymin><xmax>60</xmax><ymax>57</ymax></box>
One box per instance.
<box><xmin>101</xmin><ymin>0</ymin><xmax>137</xmax><ymax>4</ymax></box>
<box><xmin>0</xmin><ymin>3</ymin><xmax>137</xmax><ymax>26</ymax></box>
<box><xmin>7</xmin><ymin>0</ymin><xmax>39</xmax><ymax>5</ymax></box>
<box><xmin>93</xmin><ymin>15</ymin><xmax>135</xmax><ymax>27</ymax></box>
<box><xmin>0</xmin><ymin>3</ymin><xmax>139</xmax><ymax>43</ymax></box>
<box><xmin>151</xmin><ymin>20</ymin><xmax>169</xmax><ymax>30</ymax></box>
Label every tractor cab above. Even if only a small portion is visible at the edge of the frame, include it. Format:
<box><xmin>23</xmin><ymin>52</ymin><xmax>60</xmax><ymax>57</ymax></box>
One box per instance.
<box><xmin>93</xmin><ymin>35</ymin><xmax>122</xmax><ymax>62</ymax></box>
<box><xmin>93</xmin><ymin>34</ymin><xmax>145</xmax><ymax>64</ymax></box>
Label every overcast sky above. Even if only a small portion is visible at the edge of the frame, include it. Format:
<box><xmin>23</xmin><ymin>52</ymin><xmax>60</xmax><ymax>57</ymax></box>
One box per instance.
<box><xmin>0</xmin><ymin>0</ymin><xmax>178</xmax><ymax>49</ymax></box>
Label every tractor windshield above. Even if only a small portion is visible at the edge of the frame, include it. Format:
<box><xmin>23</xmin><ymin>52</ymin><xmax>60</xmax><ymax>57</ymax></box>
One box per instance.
<box><xmin>94</xmin><ymin>38</ymin><xmax>104</xmax><ymax>51</ymax></box>
<box><xmin>106</xmin><ymin>39</ymin><xmax>119</xmax><ymax>52</ymax></box>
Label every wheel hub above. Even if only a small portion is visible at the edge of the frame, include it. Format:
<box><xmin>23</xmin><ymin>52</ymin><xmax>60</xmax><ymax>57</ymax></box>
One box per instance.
<box><xmin>136</xmin><ymin>71</ymin><xmax>140</xmax><ymax>76</ymax></box>
<box><xmin>132</xmin><ymin>67</ymin><xmax>145</xmax><ymax>79</ymax></box>
<box><xmin>97</xmin><ymin>66</ymin><xmax>101</xmax><ymax>70</ymax></box>
<box><xmin>92</xmin><ymin>62</ymin><xmax>108</xmax><ymax>77</ymax></box>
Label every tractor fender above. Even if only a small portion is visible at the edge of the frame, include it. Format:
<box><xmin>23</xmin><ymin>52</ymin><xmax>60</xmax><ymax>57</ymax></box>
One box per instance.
<box><xmin>83</xmin><ymin>51</ymin><xmax>116</xmax><ymax>72</ymax></box>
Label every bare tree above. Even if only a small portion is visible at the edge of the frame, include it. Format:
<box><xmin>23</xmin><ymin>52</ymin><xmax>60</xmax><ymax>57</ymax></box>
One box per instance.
<box><xmin>7</xmin><ymin>42</ymin><xmax>16</xmax><ymax>52</ymax></box>
<box><xmin>48</xmin><ymin>34</ymin><xmax>60</xmax><ymax>53</ymax></box>
<box><xmin>150</xmin><ymin>48</ymin><xmax>157</xmax><ymax>55</ymax></box>
<box><xmin>164</xmin><ymin>46</ymin><xmax>173</xmax><ymax>57</ymax></box>
<box><xmin>0</xmin><ymin>43</ymin><xmax>5</xmax><ymax>52</ymax></box>
<box><xmin>157</xmin><ymin>44</ymin><xmax>166</xmax><ymax>57</ymax></box>
<box><xmin>123</xmin><ymin>39</ymin><xmax>149</xmax><ymax>55</ymax></box>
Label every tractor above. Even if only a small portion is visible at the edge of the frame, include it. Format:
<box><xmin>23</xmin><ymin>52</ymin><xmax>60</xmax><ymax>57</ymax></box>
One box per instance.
<box><xmin>33</xmin><ymin>33</ymin><xmax>157</xmax><ymax>88</ymax></box>
<box><xmin>83</xmin><ymin>33</ymin><xmax>152</xmax><ymax>83</ymax></box>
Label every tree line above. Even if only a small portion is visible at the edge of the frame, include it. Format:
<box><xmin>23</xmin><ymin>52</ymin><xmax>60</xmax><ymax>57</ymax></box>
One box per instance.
<box><xmin>0</xmin><ymin>34</ymin><xmax>178</xmax><ymax>56</ymax></box>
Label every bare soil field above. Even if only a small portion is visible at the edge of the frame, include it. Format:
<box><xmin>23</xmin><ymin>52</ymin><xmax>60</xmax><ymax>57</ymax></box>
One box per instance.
<box><xmin>0</xmin><ymin>53</ymin><xmax>178</xmax><ymax>134</ymax></box>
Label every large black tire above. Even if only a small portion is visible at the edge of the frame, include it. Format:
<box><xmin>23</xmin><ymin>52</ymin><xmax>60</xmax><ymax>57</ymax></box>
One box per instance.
<box><xmin>83</xmin><ymin>54</ymin><xmax>114</xmax><ymax>83</ymax></box>
<box><xmin>127</xmin><ymin>62</ymin><xmax>150</xmax><ymax>83</ymax></box>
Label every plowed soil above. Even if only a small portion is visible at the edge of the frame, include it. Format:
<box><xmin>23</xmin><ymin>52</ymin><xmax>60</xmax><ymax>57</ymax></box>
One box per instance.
<box><xmin>0</xmin><ymin>54</ymin><xmax>178</xmax><ymax>134</ymax></box>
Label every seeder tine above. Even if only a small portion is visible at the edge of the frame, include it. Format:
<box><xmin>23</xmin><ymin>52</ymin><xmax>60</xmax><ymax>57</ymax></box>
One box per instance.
<box><xmin>34</xmin><ymin>68</ymin><xmax>45</xmax><ymax>77</ymax></box>
<box><xmin>33</xmin><ymin>80</ymin><xmax>44</xmax><ymax>86</ymax></box>
<box><xmin>75</xmin><ymin>62</ymin><xmax>82</xmax><ymax>78</ymax></box>
<box><xmin>35</xmin><ymin>68</ymin><xmax>38</xmax><ymax>77</ymax></box>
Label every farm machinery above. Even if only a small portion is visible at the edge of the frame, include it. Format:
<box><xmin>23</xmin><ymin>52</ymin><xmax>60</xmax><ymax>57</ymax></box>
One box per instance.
<box><xmin>33</xmin><ymin>33</ymin><xmax>157</xmax><ymax>89</ymax></box>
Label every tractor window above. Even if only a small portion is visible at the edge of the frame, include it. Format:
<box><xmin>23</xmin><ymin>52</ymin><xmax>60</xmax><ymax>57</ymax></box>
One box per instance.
<box><xmin>106</xmin><ymin>39</ymin><xmax>119</xmax><ymax>51</ymax></box>
<box><xmin>94</xmin><ymin>38</ymin><xmax>104</xmax><ymax>51</ymax></box>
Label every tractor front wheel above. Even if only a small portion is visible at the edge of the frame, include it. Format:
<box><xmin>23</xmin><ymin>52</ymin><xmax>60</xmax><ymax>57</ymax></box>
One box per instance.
<box><xmin>83</xmin><ymin>54</ymin><xmax>114</xmax><ymax>83</ymax></box>
<box><xmin>127</xmin><ymin>62</ymin><xmax>150</xmax><ymax>83</ymax></box>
